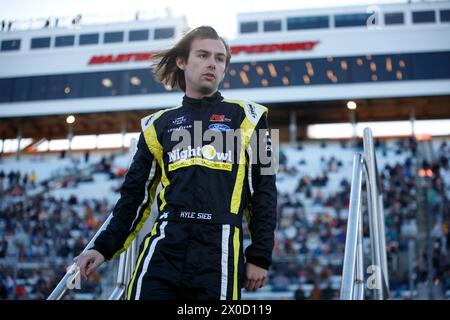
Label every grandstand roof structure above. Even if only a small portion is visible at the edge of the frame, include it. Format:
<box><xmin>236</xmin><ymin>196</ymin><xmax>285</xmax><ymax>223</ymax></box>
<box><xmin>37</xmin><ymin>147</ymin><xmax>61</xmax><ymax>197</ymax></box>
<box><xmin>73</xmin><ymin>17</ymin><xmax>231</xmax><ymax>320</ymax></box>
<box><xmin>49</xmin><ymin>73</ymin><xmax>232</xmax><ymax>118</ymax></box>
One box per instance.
<box><xmin>0</xmin><ymin>95</ymin><xmax>449</xmax><ymax>140</ymax></box>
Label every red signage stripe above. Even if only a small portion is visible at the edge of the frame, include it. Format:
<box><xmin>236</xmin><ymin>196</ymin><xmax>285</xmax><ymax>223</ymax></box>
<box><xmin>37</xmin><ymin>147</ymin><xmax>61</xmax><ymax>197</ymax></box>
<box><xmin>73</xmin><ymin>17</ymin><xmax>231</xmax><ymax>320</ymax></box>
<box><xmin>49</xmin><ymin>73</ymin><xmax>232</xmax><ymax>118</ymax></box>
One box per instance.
<box><xmin>88</xmin><ymin>41</ymin><xmax>320</xmax><ymax>65</ymax></box>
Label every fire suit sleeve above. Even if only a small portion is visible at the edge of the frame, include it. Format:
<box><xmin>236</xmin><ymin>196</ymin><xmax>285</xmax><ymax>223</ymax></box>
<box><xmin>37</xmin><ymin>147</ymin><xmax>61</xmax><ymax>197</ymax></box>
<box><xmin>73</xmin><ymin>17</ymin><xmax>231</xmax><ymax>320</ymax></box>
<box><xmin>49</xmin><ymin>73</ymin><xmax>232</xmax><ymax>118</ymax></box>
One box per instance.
<box><xmin>92</xmin><ymin>132</ymin><xmax>161</xmax><ymax>260</ymax></box>
<box><xmin>244</xmin><ymin>115</ymin><xmax>277</xmax><ymax>270</ymax></box>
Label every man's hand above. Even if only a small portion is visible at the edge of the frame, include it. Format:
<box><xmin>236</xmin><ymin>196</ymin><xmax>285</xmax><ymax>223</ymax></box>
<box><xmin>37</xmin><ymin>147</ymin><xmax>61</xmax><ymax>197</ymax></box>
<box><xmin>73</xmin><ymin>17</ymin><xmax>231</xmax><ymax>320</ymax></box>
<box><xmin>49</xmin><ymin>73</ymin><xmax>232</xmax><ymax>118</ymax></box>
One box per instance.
<box><xmin>74</xmin><ymin>249</ymin><xmax>105</xmax><ymax>281</ymax></box>
<box><xmin>243</xmin><ymin>262</ymin><xmax>268</xmax><ymax>291</ymax></box>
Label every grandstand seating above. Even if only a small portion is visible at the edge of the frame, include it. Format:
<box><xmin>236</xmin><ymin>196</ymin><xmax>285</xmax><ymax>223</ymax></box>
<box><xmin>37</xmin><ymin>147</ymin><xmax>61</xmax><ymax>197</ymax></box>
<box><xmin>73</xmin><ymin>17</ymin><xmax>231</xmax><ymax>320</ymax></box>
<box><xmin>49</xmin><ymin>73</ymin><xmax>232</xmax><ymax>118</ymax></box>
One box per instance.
<box><xmin>1</xmin><ymin>137</ymin><xmax>449</xmax><ymax>299</ymax></box>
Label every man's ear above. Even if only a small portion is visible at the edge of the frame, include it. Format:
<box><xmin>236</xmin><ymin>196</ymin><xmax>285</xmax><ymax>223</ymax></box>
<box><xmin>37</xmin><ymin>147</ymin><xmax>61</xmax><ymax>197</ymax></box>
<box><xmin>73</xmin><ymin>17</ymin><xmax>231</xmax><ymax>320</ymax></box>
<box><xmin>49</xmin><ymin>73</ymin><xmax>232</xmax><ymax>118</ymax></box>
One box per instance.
<box><xmin>176</xmin><ymin>56</ymin><xmax>185</xmax><ymax>70</ymax></box>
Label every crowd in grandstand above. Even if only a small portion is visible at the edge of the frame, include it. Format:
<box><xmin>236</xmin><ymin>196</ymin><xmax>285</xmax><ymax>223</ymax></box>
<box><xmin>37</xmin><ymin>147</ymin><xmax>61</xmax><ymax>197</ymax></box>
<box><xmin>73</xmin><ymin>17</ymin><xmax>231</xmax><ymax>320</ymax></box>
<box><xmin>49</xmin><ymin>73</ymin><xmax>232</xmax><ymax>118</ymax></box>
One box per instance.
<box><xmin>0</xmin><ymin>137</ymin><xmax>449</xmax><ymax>299</ymax></box>
<box><xmin>269</xmin><ymin>137</ymin><xmax>449</xmax><ymax>299</ymax></box>
<box><xmin>0</xmin><ymin>155</ymin><xmax>115</xmax><ymax>299</ymax></box>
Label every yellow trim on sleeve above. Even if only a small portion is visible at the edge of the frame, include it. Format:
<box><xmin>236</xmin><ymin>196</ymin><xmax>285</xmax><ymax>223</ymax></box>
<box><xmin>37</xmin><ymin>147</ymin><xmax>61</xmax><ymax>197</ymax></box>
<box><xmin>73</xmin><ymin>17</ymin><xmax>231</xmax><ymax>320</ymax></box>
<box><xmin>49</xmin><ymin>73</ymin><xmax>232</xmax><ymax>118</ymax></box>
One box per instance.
<box><xmin>230</xmin><ymin>118</ymin><xmax>254</xmax><ymax>214</ymax></box>
<box><xmin>144</xmin><ymin>124</ymin><xmax>170</xmax><ymax>212</ymax></box>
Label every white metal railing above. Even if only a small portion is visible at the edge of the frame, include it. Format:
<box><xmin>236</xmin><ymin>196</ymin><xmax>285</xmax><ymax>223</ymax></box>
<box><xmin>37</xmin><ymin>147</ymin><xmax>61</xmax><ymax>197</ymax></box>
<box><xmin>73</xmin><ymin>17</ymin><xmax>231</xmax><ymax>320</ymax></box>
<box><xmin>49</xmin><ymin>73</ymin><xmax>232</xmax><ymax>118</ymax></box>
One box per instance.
<box><xmin>340</xmin><ymin>128</ymin><xmax>390</xmax><ymax>300</ymax></box>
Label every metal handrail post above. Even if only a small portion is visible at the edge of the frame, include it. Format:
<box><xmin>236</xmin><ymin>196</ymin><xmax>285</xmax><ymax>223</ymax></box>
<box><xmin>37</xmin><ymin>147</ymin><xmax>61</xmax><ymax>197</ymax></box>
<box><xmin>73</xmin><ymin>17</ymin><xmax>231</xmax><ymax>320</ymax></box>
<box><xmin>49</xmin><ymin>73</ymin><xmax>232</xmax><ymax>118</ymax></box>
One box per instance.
<box><xmin>130</xmin><ymin>238</ymin><xmax>137</xmax><ymax>276</ymax></box>
<box><xmin>373</xmin><ymin>138</ymin><xmax>390</xmax><ymax>297</ymax></box>
<box><xmin>108</xmin><ymin>249</ymin><xmax>127</xmax><ymax>300</ymax></box>
<box><xmin>123</xmin><ymin>246</ymin><xmax>133</xmax><ymax>290</ymax></box>
<box><xmin>378</xmin><ymin>194</ymin><xmax>390</xmax><ymax>297</ymax></box>
<box><xmin>108</xmin><ymin>286</ymin><xmax>126</xmax><ymax>301</ymax></box>
<box><xmin>354</xmin><ymin>206</ymin><xmax>365</xmax><ymax>300</ymax></box>
<box><xmin>363</xmin><ymin>129</ymin><xmax>383</xmax><ymax>300</ymax></box>
<box><xmin>340</xmin><ymin>154</ymin><xmax>363</xmax><ymax>300</ymax></box>
<box><xmin>109</xmin><ymin>217</ymin><xmax>140</xmax><ymax>300</ymax></box>
<box><xmin>341</xmin><ymin>128</ymin><xmax>390</xmax><ymax>300</ymax></box>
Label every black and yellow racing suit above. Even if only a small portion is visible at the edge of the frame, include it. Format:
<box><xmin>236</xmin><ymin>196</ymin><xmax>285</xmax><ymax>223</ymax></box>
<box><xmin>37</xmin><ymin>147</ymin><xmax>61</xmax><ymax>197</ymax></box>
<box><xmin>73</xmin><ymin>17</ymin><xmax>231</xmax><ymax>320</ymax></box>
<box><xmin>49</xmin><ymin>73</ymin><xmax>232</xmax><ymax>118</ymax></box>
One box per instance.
<box><xmin>92</xmin><ymin>91</ymin><xmax>277</xmax><ymax>300</ymax></box>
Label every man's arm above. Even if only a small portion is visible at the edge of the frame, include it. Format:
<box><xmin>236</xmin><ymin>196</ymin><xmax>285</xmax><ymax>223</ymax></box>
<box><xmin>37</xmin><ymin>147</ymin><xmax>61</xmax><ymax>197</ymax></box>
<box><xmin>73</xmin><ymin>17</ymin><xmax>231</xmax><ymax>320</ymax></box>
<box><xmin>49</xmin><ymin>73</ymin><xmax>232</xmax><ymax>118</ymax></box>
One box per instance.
<box><xmin>91</xmin><ymin>132</ymin><xmax>160</xmax><ymax>260</ymax></box>
<box><xmin>244</xmin><ymin>115</ymin><xmax>277</xmax><ymax>289</ymax></box>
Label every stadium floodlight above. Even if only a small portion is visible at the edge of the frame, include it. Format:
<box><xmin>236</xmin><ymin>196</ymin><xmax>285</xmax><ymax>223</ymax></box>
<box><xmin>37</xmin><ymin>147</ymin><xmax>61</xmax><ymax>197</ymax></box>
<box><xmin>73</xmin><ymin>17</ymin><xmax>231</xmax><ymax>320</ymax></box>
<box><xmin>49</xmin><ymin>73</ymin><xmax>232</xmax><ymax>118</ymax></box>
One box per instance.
<box><xmin>66</xmin><ymin>115</ymin><xmax>76</xmax><ymax>124</ymax></box>
<box><xmin>102</xmin><ymin>78</ymin><xmax>113</xmax><ymax>87</ymax></box>
<box><xmin>347</xmin><ymin>101</ymin><xmax>357</xmax><ymax>110</ymax></box>
<box><xmin>130</xmin><ymin>76</ymin><xmax>141</xmax><ymax>86</ymax></box>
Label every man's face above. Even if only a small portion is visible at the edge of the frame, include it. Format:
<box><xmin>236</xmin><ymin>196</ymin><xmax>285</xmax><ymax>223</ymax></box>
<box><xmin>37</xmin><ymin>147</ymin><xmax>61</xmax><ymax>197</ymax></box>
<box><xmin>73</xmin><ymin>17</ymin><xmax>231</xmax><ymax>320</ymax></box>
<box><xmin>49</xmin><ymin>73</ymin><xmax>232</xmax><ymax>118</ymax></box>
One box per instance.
<box><xmin>177</xmin><ymin>38</ymin><xmax>227</xmax><ymax>98</ymax></box>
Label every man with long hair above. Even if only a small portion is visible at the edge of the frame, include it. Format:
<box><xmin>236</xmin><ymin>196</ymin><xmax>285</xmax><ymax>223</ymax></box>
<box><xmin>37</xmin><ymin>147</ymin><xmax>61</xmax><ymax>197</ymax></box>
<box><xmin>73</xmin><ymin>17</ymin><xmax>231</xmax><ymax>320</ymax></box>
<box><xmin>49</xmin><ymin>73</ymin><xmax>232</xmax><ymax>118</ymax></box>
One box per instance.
<box><xmin>75</xmin><ymin>26</ymin><xmax>277</xmax><ymax>300</ymax></box>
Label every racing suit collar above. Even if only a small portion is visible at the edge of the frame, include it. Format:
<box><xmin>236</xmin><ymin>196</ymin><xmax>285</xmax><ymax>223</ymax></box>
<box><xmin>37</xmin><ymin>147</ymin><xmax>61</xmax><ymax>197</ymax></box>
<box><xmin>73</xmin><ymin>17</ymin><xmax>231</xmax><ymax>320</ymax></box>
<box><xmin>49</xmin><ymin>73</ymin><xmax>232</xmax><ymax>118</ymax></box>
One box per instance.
<box><xmin>182</xmin><ymin>91</ymin><xmax>223</xmax><ymax>109</ymax></box>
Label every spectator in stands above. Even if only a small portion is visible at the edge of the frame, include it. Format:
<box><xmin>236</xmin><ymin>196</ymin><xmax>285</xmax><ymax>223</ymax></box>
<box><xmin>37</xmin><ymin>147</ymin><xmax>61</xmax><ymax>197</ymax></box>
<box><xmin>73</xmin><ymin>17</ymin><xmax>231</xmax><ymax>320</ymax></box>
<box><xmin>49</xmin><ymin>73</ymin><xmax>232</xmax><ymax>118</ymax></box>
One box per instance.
<box><xmin>321</xmin><ymin>281</ymin><xmax>335</xmax><ymax>300</ymax></box>
<box><xmin>439</xmin><ymin>159</ymin><xmax>450</xmax><ymax>191</ymax></box>
<box><xmin>71</xmin><ymin>14</ymin><xmax>82</xmax><ymax>25</ymax></box>
<box><xmin>7</xmin><ymin>171</ymin><xmax>15</xmax><ymax>187</ymax></box>
<box><xmin>0</xmin><ymin>170</ymin><xmax>4</xmax><ymax>191</ymax></box>
<box><xmin>0</xmin><ymin>281</ymin><xmax>7</xmax><ymax>300</ymax></box>
<box><xmin>0</xmin><ymin>236</ymin><xmax>8</xmax><ymax>258</ymax></box>
<box><xmin>294</xmin><ymin>287</ymin><xmax>306</xmax><ymax>299</ymax></box>
<box><xmin>309</xmin><ymin>281</ymin><xmax>323</xmax><ymax>300</ymax></box>
<box><xmin>84</xmin><ymin>151</ymin><xmax>90</xmax><ymax>163</ymax></box>
<box><xmin>14</xmin><ymin>284</ymin><xmax>27</xmax><ymax>299</ymax></box>
<box><xmin>22</xmin><ymin>173</ymin><xmax>28</xmax><ymax>187</ymax></box>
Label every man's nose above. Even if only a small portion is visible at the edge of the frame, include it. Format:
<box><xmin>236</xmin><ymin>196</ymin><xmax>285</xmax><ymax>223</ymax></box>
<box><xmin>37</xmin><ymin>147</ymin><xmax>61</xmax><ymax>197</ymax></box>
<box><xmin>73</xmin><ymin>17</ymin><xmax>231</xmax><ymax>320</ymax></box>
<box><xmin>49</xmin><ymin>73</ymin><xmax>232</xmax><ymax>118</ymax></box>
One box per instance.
<box><xmin>206</xmin><ymin>57</ymin><xmax>216</xmax><ymax>70</ymax></box>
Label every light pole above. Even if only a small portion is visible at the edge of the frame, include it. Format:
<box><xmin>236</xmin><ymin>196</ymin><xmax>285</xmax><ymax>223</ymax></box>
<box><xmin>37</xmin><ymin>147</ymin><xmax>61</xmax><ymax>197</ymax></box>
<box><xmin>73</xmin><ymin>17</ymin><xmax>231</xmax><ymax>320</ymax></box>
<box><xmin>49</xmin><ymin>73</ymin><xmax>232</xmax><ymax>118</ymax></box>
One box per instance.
<box><xmin>121</xmin><ymin>113</ymin><xmax>127</xmax><ymax>155</ymax></box>
<box><xmin>66</xmin><ymin>115</ymin><xmax>75</xmax><ymax>159</ymax></box>
<box><xmin>15</xmin><ymin>122</ymin><xmax>22</xmax><ymax>161</ymax></box>
<box><xmin>347</xmin><ymin>101</ymin><xmax>357</xmax><ymax>145</ymax></box>
<box><xmin>410</xmin><ymin>105</ymin><xmax>416</xmax><ymax>137</ymax></box>
<box><xmin>289</xmin><ymin>110</ymin><xmax>297</xmax><ymax>146</ymax></box>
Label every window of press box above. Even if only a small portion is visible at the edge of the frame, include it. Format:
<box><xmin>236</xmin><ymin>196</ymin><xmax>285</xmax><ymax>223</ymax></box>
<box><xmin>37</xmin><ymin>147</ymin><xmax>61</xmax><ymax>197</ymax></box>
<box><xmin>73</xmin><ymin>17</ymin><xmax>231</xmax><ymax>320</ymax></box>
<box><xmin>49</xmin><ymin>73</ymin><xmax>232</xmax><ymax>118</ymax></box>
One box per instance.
<box><xmin>335</xmin><ymin>13</ymin><xmax>371</xmax><ymax>27</ymax></box>
<box><xmin>384</xmin><ymin>12</ymin><xmax>404</xmax><ymax>25</ymax></box>
<box><xmin>79</xmin><ymin>33</ymin><xmax>99</xmax><ymax>45</ymax></box>
<box><xmin>81</xmin><ymin>73</ymin><xmax>100</xmax><ymax>97</ymax></box>
<box><xmin>263</xmin><ymin>20</ymin><xmax>282</xmax><ymax>32</ymax></box>
<box><xmin>55</xmin><ymin>35</ymin><xmax>75</xmax><ymax>47</ymax></box>
<box><xmin>1</xmin><ymin>39</ymin><xmax>21</xmax><ymax>51</ymax></box>
<box><xmin>129</xmin><ymin>29</ymin><xmax>149</xmax><ymax>41</ymax></box>
<box><xmin>287</xmin><ymin>15</ymin><xmax>329</xmax><ymax>30</ymax></box>
<box><xmin>28</xmin><ymin>76</ymin><xmax>48</xmax><ymax>100</ymax></box>
<box><xmin>64</xmin><ymin>74</ymin><xmax>83</xmax><ymax>98</ymax></box>
<box><xmin>240</xmin><ymin>21</ymin><xmax>258</xmax><ymax>33</ymax></box>
<box><xmin>154</xmin><ymin>27</ymin><xmax>175</xmax><ymax>39</ymax></box>
<box><xmin>13</xmin><ymin>78</ymin><xmax>29</xmax><ymax>101</ymax></box>
<box><xmin>440</xmin><ymin>9</ymin><xmax>450</xmax><ymax>22</ymax></box>
<box><xmin>31</xmin><ymin>37</ymin><xmax>51</xmax><ymax>49</ymax></box>
<box><xmin>104</xmin><ymin>31</ymin><xmax>124</xmax><ymax>43</ymax></box>
<box><xmin>46</xmin><ymin>75</ymin><xmax>66</xmax><ymax>99</ymax></box>
<box><xmin>0</xmin><ymin>79</ymin><xmax>13</xmax><ymax>102</ymax></box>
<box><xmin>412</xmin><ymin>10</ymin><xmax>436</xmax><ymax>23</ymax></box>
